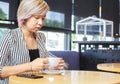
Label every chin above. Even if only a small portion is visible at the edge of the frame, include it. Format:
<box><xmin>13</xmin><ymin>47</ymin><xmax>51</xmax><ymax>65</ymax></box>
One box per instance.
<box><xmin>34</xmin><ymin>29</ymin><xmax>39</xmax><ymax>32</ymax></box>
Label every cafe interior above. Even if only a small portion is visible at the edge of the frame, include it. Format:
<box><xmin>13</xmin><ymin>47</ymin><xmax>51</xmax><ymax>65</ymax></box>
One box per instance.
<box><xmin>1</xmin><ymin>0</ymin><xmax>120</xmax><ymax>84</ymax></box>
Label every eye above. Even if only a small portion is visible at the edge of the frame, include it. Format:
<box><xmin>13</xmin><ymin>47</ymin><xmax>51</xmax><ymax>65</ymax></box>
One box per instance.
<box><xmin>42</xmin><ymin>17</ymin><xmax>45</xmax><ymax>20</ymax></box>
<box><xmin>34</xmin><ymin>16</ymin><xmax>39</xmax><ymax>19</ymax></box>
<box><xmin>33</xmin><ymin>15</ymin><xmax>46</xmax><ymax>21</ymax></box>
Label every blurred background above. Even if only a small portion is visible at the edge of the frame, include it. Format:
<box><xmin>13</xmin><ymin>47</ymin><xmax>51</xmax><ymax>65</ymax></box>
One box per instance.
<box><xmin>0</xmin><ymin>0</ymin><xmax>119</xmax><ymax>51</ymax></box>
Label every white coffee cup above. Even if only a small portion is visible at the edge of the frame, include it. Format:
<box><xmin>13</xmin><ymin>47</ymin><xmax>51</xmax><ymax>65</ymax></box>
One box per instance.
<box><xmin>48</xmin><ymin>57</ymin><xmax>60</xmax><ymax>67</ymax></box>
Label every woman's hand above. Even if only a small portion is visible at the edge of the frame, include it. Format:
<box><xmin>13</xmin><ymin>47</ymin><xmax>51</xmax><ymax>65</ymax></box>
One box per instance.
<box><xmin>58</xmin><ymin>58</ymin><xmax>66</xmax><ymax>69</ymax></box>
<box><xmin>29</xmin><ymin>58</ymin><xmax>48</xmax><ymax>72</ymax></box>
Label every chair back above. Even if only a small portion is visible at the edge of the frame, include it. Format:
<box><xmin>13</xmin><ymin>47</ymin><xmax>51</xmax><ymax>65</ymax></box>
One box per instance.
<box><xmin>50</xmin><ymin>51</ymin><xmax>80</xmax><ymax>70</ymax></box>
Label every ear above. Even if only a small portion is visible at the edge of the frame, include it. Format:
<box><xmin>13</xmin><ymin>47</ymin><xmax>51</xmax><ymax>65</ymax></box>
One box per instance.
<box><xmin>20</xmin><ymin>19</ymin><xmax>25</xmax><ymax>25</ymax></box>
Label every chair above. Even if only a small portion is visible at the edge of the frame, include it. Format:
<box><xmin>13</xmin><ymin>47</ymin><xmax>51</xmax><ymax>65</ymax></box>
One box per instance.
<box><xmin>49</xmin><ymin>51</ymin><xmax>80</xmax><ymax>70</ymax></box>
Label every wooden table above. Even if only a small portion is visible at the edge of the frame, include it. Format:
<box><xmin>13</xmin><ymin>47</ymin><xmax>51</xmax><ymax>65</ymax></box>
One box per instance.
<box><xmin>9</xmin><ymin>70</ymin><xmax>120</xmax><ymax>84</ymax></box>
<box><xmin>97</xmin><ymin>63</ymin><xmax>120</xmax><ymax>73</ymax></box>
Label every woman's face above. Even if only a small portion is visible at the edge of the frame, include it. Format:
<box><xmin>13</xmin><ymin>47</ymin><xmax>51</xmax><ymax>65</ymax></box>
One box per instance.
<box><xmin>23</xmin><ymin>15</ymin><xmax>46</xmax><ymax>32</ymax></box>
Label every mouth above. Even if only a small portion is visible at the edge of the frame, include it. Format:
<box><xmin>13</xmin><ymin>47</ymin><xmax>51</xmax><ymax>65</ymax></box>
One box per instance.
<box><xmin>35</xmin><ymin>27</ymin><xmax>41</xmax><ymax>31</ymax></box>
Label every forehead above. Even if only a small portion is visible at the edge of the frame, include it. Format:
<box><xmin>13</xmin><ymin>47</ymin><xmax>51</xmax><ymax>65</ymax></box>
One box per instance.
<box><xmin>33</xmin><ymin>14</ymin><xmax>46</xmax><ymax>18</ymax></box>
<box><xmin>32</xmin><ymin>10</ymin><xmax>48</xmax><ymax>18</ymax></box>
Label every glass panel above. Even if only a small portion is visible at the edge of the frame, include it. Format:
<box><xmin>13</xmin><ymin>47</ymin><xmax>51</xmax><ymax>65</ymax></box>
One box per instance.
<box><xmin>0</xmin><ymin>1</ymin><xmax>9</xmax><ymax>39</ymax></box>
<box><xmin>44</xmin><ymin>11</ymin><xmax>65</xmax><ymax>28</ymax></box>
<box><xmin>71</xmin><ymin>33</ymin><xmax>78</xmax><ymax>51</ymax></box>
<box><xmin>42</xmin><ymin>31</ymin><xmax>65</xmax><ymax>50</ymax></box>
<box><xmin>0</xmin><ymin>1</ymin><xmax>9</xmax><ymax>19</ymax></box>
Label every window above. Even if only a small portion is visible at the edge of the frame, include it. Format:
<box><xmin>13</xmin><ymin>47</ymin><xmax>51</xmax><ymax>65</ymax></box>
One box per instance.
<box><xmin>44</xmin><ymin>11</ymin><xmax>65</xmax><ymax>28</ymax></box>
<box><xmin>42</xmin><ymin>31</ymin><xmax>65</xmax><ymax>50</ymax></box>
<box><xmin>0</xmin><ymin>1</ymin><xmax>9</xmax><ymax>20</ymax></box>
<box><xmin>0</xmin><ymin>1</ymin><xmax>9</xmax><ymax>38</ymax></box>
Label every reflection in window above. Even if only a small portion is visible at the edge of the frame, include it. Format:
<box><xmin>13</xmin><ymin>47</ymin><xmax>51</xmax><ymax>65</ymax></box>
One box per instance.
<box><xmin>0</xmin><ymin>1</ymin><xmax>9</xmax><ymax>20</ymax></box>
<box><xmin>44</xmin><ymin>11</ymin><xmax>65</xmax><ymax>28</ymax></box>
<box><xmin>71</xmin><ymin>15</ymin><xmax>113</xmax><ymax>51</ymax></box>
<box><xmin>42</xmin><ymin>31</ymin><xmax>65</xmax><ymax>50</ymax></box>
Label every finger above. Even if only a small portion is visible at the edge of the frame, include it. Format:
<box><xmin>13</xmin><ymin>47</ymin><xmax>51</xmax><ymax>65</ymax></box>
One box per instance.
<box><xmin>40</xmin><ymin>58</ymin><xmax>48</xmax><ymax>64</ymax></box>
<box><xmin>44</xmin><ymin>59</ymin><xmax>48</xmax><ymax>64</ymax></box>
<box><xmin>59</xmin><ymin>58</ymin><xmax>64</xmax><ymax>61</ymax></box>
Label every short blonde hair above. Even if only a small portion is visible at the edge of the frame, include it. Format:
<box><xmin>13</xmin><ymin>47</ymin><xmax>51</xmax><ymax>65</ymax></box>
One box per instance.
<box><xmin>17</xmin><ymin>0</ymin><xmax>50</xmax><ymax>27</ymax></box>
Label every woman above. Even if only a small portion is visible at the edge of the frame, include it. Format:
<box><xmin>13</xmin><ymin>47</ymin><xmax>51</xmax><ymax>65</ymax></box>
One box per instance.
<box><xmin>0</xmin><ymin>0</ymin><xmax>65</xmax><ymax>84</ymax></box>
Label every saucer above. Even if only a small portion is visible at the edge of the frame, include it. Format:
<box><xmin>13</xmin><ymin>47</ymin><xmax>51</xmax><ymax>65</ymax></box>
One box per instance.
<box><xmin>42</xmin><ymin>70</ymin><xmax>63</xmax><ymax>75</ymax></box>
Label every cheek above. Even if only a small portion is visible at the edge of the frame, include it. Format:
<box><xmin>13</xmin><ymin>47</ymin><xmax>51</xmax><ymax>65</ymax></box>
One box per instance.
<box><xmin>26</xmin><ymin>20</ymin><xmax>37</xmax><ymax>27</ymax></box>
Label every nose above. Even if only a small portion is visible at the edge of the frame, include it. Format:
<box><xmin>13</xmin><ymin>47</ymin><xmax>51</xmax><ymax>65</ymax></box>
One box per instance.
<box><xmin>37</xmin><ymin>18</ymin><xmax>43</xmax><ymax>25</ymax></box>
